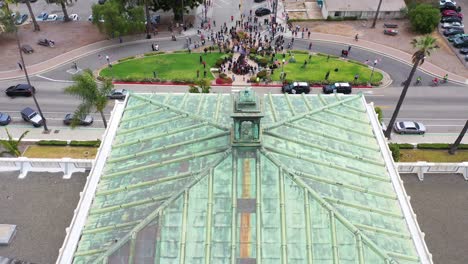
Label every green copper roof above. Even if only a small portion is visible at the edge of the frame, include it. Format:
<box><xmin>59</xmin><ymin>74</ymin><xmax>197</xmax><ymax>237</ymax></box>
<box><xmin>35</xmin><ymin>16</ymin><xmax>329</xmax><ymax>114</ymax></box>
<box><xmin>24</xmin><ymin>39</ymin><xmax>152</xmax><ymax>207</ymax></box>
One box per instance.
<box><xmin>73</xmin><ymin>92</ymin><xmax>422</xmax><ymax>264</ymax></box>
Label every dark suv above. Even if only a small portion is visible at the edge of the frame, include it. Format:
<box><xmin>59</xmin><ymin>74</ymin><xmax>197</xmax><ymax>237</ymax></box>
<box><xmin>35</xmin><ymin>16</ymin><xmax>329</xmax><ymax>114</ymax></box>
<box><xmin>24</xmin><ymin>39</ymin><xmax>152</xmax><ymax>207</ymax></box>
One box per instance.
<box><xmin>454</xmin><ymin>37</ymin><xmax>468</xmax><ymax>48</ymax></box>
<box><xmin>323</xmin><ymin>82</ymin><xmax>352</xmax><ymax>94</ymax></box>
<box><xmin>21</xmin><ymin>107</ymin><xmax>43</xmax><ymax>127</ymax></box>
<box><xmin>281</xmin><ymin>82</ymin><xmax>310</xmax><ymax>94</ymax></box>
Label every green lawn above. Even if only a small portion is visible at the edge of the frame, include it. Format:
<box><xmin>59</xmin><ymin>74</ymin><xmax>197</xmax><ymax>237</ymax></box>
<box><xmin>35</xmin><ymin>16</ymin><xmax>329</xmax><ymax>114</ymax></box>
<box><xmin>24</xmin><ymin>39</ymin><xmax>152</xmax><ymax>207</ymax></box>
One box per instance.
<box><xmin>270</xmin><ymin>53</ymin><xmax>383</xmax><ymax>84</ymax></box>
<box><xmin>400</xmin><ymin>149</ymin><xmax>468</xmax><ymax>162</ymax></box>
<box><xmin>100</xmin><ymin>52</ymin><xmax>224</xmax><ymax>80</ymax></box>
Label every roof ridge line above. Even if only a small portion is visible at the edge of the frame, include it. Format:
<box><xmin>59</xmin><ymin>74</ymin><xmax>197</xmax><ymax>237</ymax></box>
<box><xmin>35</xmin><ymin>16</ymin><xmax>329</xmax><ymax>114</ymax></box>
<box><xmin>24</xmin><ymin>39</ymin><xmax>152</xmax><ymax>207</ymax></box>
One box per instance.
<box><xmin>132</xmin><ymin>93</ymin><xmax>230</xmax><ymax>131</ymax></box>
<box><xmin>260</xmin><ymin>147</ymin><xmax>395</xmax><ymax>263</ymax></box>
<box><xmin>90</xmin><ymin>148</ymin><xmax>232</xmax><ymax>264</ymax></box>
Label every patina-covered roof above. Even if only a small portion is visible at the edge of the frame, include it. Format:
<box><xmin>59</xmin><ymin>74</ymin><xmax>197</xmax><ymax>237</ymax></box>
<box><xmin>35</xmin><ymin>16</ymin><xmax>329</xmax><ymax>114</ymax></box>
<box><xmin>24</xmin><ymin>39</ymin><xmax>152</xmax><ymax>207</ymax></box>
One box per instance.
<box><xmin>71</xmin><ymin>91</ymin><xmax>427</xmax><ymax>264</ymax></box>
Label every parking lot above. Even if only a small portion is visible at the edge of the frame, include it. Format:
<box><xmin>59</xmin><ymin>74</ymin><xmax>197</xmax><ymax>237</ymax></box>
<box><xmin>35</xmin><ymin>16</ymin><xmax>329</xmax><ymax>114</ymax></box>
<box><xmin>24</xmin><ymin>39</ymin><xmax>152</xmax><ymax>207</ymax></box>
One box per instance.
<box><xmin>9</xmin><ymin>0</ymin><xmax>99</xmax><ymax>22</ymax></box>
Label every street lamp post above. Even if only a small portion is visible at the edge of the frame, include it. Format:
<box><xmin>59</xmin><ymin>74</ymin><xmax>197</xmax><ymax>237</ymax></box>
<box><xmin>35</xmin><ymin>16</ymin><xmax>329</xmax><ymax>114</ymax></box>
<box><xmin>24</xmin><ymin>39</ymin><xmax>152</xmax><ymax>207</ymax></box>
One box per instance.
<box><xmin>369</xmin><ymin>59</ymin><xmax>378</xmax><ymax>84</ymax></box>
<box><xmin>15</xmin><ymin>28</ymin><xmax>49</xmax><ymax>132</ymax></box>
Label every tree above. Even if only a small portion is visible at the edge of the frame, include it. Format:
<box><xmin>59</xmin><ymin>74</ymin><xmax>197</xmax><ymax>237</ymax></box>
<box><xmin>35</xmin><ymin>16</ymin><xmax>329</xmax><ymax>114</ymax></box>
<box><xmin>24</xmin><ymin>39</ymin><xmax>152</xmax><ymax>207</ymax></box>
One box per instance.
<box><xmin>0</xmin><ymin>7</ymin><xmax>16</xmax><ymax>34</ymax></box>
<box><xmin>449</xmin><ymin>120</ymin><xmax>468</xmax><ymax>155</ymax></box>
<box><xmin>371</xmin><ymin>0</ymin><xmax>383</xmax><ymax>28</ymax></box>
<box><xmin>47</xmin><ymin>0</ymin><xmax>72</xmax><ymax>22</ymax></box>
<box><xmin>22</xmin><ymin>0</ymin><xmax>40</xmax><ymax>31</ymax></box>
<box><xmin>149</xmin><ymin>0</ymin><xmax>203</xmax><ymax>22</ymax></box>
<box><xmin>408</xmin><ymin>4</ymin><xmax>440</xmax><ymax>34</ymax></box>
<box><xmin>189</xmin><ymin>78</ymin><xmax>211</xmax><ymax>93</ymax></box>
<box><xmin>65</xmin><ymin>69</ymin><xmax>113</xmax><ymax>128</ymax></box>
<box><xmin>384</xmin><ymin>35</ymin><xmax>438</xmax><ymax>139</ymax></box>
<box><xmin>0</xmin><ymin>128</ymin><xmax>29</xmax><ymax>157</ymax></box>
<box><xmin>91</xmin><ymin>0</ymin><xmax>145</xmax><ymax>37</ymax></box>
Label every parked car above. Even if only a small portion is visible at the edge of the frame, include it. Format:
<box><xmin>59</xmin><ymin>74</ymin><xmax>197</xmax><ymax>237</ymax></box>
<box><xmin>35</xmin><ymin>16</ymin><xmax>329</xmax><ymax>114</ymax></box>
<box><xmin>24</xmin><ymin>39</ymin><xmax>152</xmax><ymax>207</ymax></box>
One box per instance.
<box><xmin>440</xmin><ymin>0</ymin><xmax>456</xmax><ymax>6</ymax></box>
<box><xmin>88</xmin><ymin>15</ymin><xmax>105</xmax><ymax>22</ymax></box>
<box><xmin>442</xmin><ymin>22</ymin><xmax>464</xmax><ymax>29</ymax></box>
<box><xmin>15</xmin><ymin>14</ymin><xmax>28</xmax><ymax>25</ymax></box>
<box><xmin>37</xmin><ymin>38</ymin><xmax>55</xmax><ymax>47</ymax></box>
<box><xmin>443</xmin><ymin>27</ymin><xmax>464</xmax><ymax>36</ymax></box>
<box><xmin>459</xmin><ymin>47</ymin><xmax>468</xmax><ymax>54</ymax></box>
<box><xmin>322</xmin><ymin>82</ymin><xmax>352</xmax><ymax>94</ymax></box>
<box><xmin>394</xmin><ymin>121</ymin><xmax>426</xmax><ymax>135</ymax></box>
<box><xmin>20</xmin><ymin>44</ymin><xmax>34</xmax><ymax>54</ymax></box>
<box><xmin>254</xmin><ymin>0</ymin><xmax>265</xmax><ymax>2</ymax></box>
<box><xmin>108</xmin><ymin>89</ymin><xmax>127</xmax><ymax>99</ymax></box>
<box><xmin>384</xmin><ymin>29</ymin><xmax>398</xmax><ymax>36</ymax></box>
<box><xmin>63</xmin><ymin>114</ymin><xmax>93</xmax><ymax>126</ymax></box>
<box><xmin>440</xmin><ymin>2</ymin><xmax>457</xmax><ymax>11</ymax></box>
<box><xmin>442</xmin><ymin>9</ymin><xmax>463</xmax><ymax>18</ymax></box>
<box><xmin>453</xmin><ymin>37</ymin><xmax>468</xmax><ymax>48</ymax></box>
<box><xmin>46</xmin><ymin>14</ymin><xmax>58</xmax><ymax>21</ymax></box>
<box><xmin>282</xmin><ymin>82</ymin><xmax>310</xmax><ymax>94</ymax></box>
<box><xmin>255</xmin><ymin>7</ymin><xmax>271</xmax><ymax>16</ymax></box>
<box><xmin>0</xmin><ymin>112</ymin><xmax>11</xmax><ymax>126</ymax></box>
<box><xmin>383</xmin><ymin>23</ymin><xmax>398</xmax><ymax>28</ymax></box>
<box><xmin>441</xmin><ymin>14</ymin><xmax>461</xmax><ymax>23</ymax></box>
<box><xmin>6</xmin><ymin>84</ymin><xmax>35</xmax><ymax>97</ymax></box>
<box><xmin>20</xmin><ymin>107</ymin><xmax>43</xmax><ymax>127</ymax></box>
<box><xmin>36</xmin><ymin>12</ymin><xmax>48</xmax><ymax>21</ymax></box>
<box><xmin>448</xmin><ymin>33</ymin><xmax>468</xmax><ymax>41</ymax></box>
<box><xmin>68</xmin><ymin>14</ymin><xmax>79</xmax><ymax>21</ymax></box>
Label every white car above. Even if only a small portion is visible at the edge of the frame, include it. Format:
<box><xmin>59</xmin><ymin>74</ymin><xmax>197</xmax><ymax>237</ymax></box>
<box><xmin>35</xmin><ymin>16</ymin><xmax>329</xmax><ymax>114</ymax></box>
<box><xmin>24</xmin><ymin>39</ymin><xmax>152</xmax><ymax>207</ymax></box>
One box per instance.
<box><xmin>69</xmin><ymin>14</ymin><xmax>79</xmax><ymax>21</ymax></box>
<box><xmin>440</xmin><ymin>0</ymin><xmax>456</xmax><ymax>6</ymax></box>
<box><xmin>442</xmin><ymin>22</ymin><xmax>464</xmax><ymax>29</ymax></box>
<box><xmin>46</xmin><ymin>14</ymin><xmax>58</xmax><ymax>21</ymax></box>
<box><xmin>393</xmin><ymin>121</ymin><xmax>426</xmax><ymax>135</ymax></box>
<box><xmin>88</xmin><ymin>15</ymin><xmax>105</xmax><ymax>23</ymax></box>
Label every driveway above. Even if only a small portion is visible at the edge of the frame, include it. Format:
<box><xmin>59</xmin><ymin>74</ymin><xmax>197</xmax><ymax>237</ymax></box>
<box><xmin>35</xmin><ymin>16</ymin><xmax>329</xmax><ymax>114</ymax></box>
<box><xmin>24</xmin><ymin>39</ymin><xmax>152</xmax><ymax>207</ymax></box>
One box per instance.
<box><xmin>293</xmin><ymin>19</ymin><xmax>468</xmax><ymax>78</ymax></box>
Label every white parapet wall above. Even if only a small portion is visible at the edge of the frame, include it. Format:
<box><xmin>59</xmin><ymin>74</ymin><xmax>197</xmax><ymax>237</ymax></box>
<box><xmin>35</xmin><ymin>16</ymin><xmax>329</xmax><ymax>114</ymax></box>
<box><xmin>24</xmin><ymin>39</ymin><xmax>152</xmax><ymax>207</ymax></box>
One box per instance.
<box><xmin>397</xmin><ymin>162</ymin><xmax>468</xmax><ymax>181</ymax></box>
<box><xmin>0</xmin><ymin>157</ymin><xmax>93</xmax><ymax>179</ymax></box>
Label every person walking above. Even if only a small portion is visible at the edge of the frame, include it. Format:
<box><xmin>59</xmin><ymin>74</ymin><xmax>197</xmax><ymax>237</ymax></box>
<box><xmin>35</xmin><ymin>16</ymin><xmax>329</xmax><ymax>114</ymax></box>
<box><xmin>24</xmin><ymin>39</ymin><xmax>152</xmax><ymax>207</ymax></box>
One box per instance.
<box><xmin>17</xmin><ymin>62</ymin><xmax>23</xmax><ymax>71</ymax></box>
<box><xmin>348</xmin><ymin>45</ymin><xmax>352</xmax><ymax>52</ymax></box>
<box><xmin>355</xmin><ymin>34</ymin><xmax>359</xmax><ymax>41</ymax></box>
<box><xmin>106</xmin><ymin>55</ymin><xmax>110</xmax><ymax>64</ymax></box>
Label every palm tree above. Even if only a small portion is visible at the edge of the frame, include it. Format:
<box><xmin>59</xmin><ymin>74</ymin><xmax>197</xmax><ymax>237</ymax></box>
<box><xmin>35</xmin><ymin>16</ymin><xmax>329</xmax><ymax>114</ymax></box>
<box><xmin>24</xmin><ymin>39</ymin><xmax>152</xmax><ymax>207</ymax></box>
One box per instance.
<box><xmin>384</xmin><ymin>35</ymin><xmax>438</xmax><ymax>139</ymax></box>
<box><xmin>0</xmin><ymin>128</ymin><xmax>29</xmax><ymax>157</ymax></box>
<box><xmin>24</xmin><ymin>0</ymin><xmax>40</xmax><ymax>31</ymax></box>
<box><xmin>65</xmin><ymin>69</ymin><xmax>113</xmax><ymax>128</ymax></box>
<box><xmin>371</xmin><ymin>0</ymin><xmax>383</xmax><ymax>28</ymax></box>
<box><xmin>449</xmin><ymin>120</ymin><xmax>468</xmax><ymax>154</ymax></box>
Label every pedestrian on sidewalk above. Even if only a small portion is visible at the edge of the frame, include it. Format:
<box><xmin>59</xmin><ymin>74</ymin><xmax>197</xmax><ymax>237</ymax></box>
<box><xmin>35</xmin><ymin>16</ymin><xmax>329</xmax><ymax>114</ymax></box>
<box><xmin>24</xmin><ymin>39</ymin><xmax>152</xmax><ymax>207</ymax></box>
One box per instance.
<box><xmin>17</xmin><ymin>62</ymin><xmax>23</xmax><ymax>71</ymax></box>
<box><xmin>355</xmin><ymin>33</ymin><xmax>359</xmax><ymax>41</ymax></box>
<box><xmin>348</xmin><ymin>45</ymin><xmax>351</xmax><ymax>52</ymax></box>
<box><xmin>308</xmin><ymin>43</ymin><xmax>312</xmax><ymax>50</ymax></box>
<box><xmin>106</xmin><ymin>55</ymin><xmax>110</xmax><ymax>64</ymax></box>
<box><xmin>308</xmin><ymin>31</ymin><xmax>311</xmax><ymax>38</ymax></box>
<box><xmin>119</xmin><ymin>36</ymin><xmax>123</xmax><ymax>43</ymax></box>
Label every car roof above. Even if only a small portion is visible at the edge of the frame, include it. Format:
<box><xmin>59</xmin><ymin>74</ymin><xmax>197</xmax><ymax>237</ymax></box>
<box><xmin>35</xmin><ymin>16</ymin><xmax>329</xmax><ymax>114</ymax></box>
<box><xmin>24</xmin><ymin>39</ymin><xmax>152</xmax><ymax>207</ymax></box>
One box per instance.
<box><xmin>21</xmin><ymin>107</ymin><xmax>34</xmax><ymax>114</ymax></box>
<box><xmin>16</xmin><ymin>83</ymin><xmax>32</xmax><ymax>89</ymax></box>
<box><xmin>335</xmin><ymin>82</ymin><xmax>351</xmax><ymax>86</ymax></box>
<box><xmin>292</xmin><ymin>82</ymin><xmax>309</xmax><ymax>86</ymax></box>
<box><xmin>401</xmin><ymin>121</ymin><xmax>417</xmax><ymax>128</ymax></box>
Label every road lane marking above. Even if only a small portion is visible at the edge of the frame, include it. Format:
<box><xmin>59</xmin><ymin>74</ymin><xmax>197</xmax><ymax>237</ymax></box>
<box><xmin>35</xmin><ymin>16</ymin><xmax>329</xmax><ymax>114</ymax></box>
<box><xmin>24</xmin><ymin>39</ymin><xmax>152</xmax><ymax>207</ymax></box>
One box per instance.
<box><xmin>36</xmin><ymin>74</ymin><xmax>74</xmax><ymax>83</ymax></box>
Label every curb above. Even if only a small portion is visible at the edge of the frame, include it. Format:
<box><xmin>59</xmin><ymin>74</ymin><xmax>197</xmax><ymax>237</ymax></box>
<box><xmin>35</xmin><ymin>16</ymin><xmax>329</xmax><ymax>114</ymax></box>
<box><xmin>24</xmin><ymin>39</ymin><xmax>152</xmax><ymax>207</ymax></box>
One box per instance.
<box><xmin>113</xmin><ymin>81</ymin><xmax>373</xmax><ymax>88</ymax></box>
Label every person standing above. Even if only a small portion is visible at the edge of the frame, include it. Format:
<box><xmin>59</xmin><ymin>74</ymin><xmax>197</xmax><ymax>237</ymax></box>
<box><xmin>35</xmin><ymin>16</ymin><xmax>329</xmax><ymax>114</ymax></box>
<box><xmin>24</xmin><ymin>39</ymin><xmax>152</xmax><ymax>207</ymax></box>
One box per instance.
<box><xmin>348</xmin><ymin>45</ymin><xmax>352</xmax><ymax>52</ymax></box>
<box><xmin>106</xmin><ymin>55</ymin><xmax>110</xmax><ymax>64</ymax></box>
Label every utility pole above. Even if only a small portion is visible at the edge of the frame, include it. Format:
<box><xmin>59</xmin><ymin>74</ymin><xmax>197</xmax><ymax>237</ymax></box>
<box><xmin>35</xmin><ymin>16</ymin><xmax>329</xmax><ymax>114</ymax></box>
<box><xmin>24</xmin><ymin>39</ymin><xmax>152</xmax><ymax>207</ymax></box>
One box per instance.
<box><xmin>15</xmin><ymin>28</ymin><xmax>49</xmax><ymax>132</ymax></box>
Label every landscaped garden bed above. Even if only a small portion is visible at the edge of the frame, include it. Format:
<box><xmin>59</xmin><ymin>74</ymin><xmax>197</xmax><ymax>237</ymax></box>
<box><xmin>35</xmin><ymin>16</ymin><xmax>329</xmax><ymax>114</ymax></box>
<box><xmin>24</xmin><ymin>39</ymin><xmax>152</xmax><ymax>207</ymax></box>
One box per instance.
<box><xmin>23</xmin><ymin>146</ymin><xmax>98</xmax><ymax>159</ymax></box>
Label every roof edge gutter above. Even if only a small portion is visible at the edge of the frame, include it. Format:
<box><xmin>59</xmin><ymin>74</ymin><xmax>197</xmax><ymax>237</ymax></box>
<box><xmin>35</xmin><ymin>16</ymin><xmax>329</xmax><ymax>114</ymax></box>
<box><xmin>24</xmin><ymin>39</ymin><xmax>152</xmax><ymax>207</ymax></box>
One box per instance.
<box><xmin>56</xmin><ymin>96</ymin><xmax>129</xmax><ymax>264</ymax></box>
<box><xmin>362</xmin><ymin>96</ymin><xmax>433</xmax><ymax>264</ymax></box>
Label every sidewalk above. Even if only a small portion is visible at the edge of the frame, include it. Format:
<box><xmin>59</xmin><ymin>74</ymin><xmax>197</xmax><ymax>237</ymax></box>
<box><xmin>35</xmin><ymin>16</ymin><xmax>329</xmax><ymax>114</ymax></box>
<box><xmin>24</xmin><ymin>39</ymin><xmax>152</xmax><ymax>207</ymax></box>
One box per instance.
<box><xmin>0</xmin><ymin>126</ymin><xmax>105</xmax><ymax>141</ymax></box>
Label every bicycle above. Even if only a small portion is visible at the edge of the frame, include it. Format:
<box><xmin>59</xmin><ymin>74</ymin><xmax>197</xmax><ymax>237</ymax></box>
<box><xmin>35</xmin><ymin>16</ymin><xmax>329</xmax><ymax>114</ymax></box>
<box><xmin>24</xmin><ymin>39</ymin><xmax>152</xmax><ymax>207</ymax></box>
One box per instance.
<box><xmin>431</xmin><ymin>80</ymin><xmax>439</xmax><ymax>87</ymax></box>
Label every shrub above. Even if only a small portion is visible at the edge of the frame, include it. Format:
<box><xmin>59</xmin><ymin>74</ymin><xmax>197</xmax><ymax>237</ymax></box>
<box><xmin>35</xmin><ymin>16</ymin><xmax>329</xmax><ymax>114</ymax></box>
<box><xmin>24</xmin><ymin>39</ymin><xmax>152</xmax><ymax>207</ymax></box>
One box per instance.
<box><xmin>374</xmin><ymin>107</ymin><xmax>383</xmax><ymax>123</ymax></box>
<box><xmin>397</xmin><ymin>143</ymin><xmax>415</xmax><ymax>149</ymax></box>
<box><xmin>256</xmin><ymin>57</ymin><xmax>269</xmax><ymax>67</ymax></box>
<box><xmin>37</xmin><ymin>140</ymin><xmax>68</xmax><ymax>146</ymax></box>
<box><xmin>388</xmin><ymin>143</ymin><xmax>400</xmax><ymax>162</ymax></box>
<box><xmin>290</xmin><ymin>50</ymin><xmax>309</xmax><ymax>54</ymax></box>
<box><xmin>408</xmin><ymin>4</ymin><xmax>440</xmax><ymax>34</ymax></box>
<box><xmin>172</xmin><ymin>50</ymin><xmax>188</xmax><ymax>54</ymax></box>
<box><xmin>117</xmin><ymin>56</ymin><xmax>135</xmax><ymax>62</ymax></box>
<box><xmin>316</xmin><ymin>53</ymin><xmax>339</xmax><ymax>59</ymax></box>
<box><xmin>249</xmin><ymin>76</ymin><xmax>258</xmax><ymax>83</ymax></box>
<box><xmin>215</xmin><ymin>58</ymin><xmax>224</xmax><ymax>67</ymax></box>
<box><xmin>144</xmin><ymin>51</ymin><xmax>165</xmax><ymax>56</ymax></box>
<box><xmin>70</xmin><ymin>140</ymin><xmax>101</xmax><ymax>147</ymax></box>
<box><xmin>257</xmin><ymin>70</ymin><xmax>267</xmax><ymax>79</ymax></box>
<box><xmin>250</xmin><ymin>47</ymin><xmax>258</xmax><ymax>54</ymax></box>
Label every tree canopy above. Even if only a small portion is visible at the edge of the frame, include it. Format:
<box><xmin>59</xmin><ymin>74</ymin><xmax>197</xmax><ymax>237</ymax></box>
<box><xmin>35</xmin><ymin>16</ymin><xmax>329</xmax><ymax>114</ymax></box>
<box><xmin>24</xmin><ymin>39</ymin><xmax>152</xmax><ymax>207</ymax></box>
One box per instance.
<box><xmin>408</xmin><ymin>4</ymin><xmax>440</xmax><ymax>34</ymax></box>
<box><xmin>149</xmin><ymin>0</ymin><xmax>203</xmax><ymax>21</ymax></box>
<box><xmin>92</xmin><ymin>0</ymin><xmax>145</xmax><ymax>37</ymax></box>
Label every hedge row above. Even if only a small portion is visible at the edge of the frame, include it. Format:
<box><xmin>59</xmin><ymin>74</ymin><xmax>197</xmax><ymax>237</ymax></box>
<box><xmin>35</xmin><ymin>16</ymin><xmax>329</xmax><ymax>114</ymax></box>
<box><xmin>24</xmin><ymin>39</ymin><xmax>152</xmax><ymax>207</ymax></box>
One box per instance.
<box><xmin>36</xmin><ymin>140</ymin><xmax>101</xmax><ymax>147</ymax></box>
<box><xmin>417</xmin><ymin>143</ymin><xmax>468</xmax><ymax>150</ymax></box>
<box><xmin>143</xmin><ymin>51</ymin><xmax>166</xmax><ymax>56</ymax></box>
<box><xmin>117</xmin><ymin>56</ymin><xmax>136</xmax><ymax>62</ymax></box>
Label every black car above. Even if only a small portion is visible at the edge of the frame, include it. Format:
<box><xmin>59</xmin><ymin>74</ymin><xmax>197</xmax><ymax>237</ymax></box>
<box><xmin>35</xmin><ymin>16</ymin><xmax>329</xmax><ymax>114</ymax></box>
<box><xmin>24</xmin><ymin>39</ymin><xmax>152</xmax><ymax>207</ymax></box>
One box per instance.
<box><xmin>63</xmin><ymin>113</ymin><xmax>94</xmax><ymax>126</ymax></box>
<box><xmin>282</xmin><ymin>82</ymin><xmax>310</xmax><ymax>94</ymax></box>
<box><xmin>454</xmin><ymin>38</ymin><xmax>468</xmax><ymax>48</ymax></box>
<box><xmin>6</xmin><ymin>84</ymin><xmax>35</xmax><ymax>97</ymax></box>
<box><xmin>440</xmin><ymin>2</ymin><xmax>457</xmax><ymax>11</ymax></box>
<box><xmin>460</xmin><ymin>47</ymin><xmax>468</xmax><ymax>54</ymax></box>
<box><xmin>443</xmin><ymin>28</ymin><xmax>464</xmax><ymax>36</ymax></box>
<box><xmin>441</xmin><ymin>16</ymin><xmax>462</xmax><ymax>23</ymax></box>
<box><xmin>98</xmin><ymin>0</ymin><xmax>106</xmax><ymax>4</ymax></box>
<box><xmin>254</xmin><ymin>0</ymin><xmax>265</xmax><ymax>2</ymax></box>
<box><xmin>21</xmin><ymin>44</ymin><xmax>34</xmax><ymax>54</ymax></box>
<box><xmin>20</xmin><ymin>107</ymin><xmax>43</xmax><ymax>127</ymax></box>
<box><xmin>0</xmin><ymin>112</ymin><xmax>11</xmax><ymax>126</ymax></box>
<box><xmin>255</xmin><ymin>7</ymin><xmax>271</xmax><ymax>16</ymax></box>
<box><xmin>323</xmin><ymin>82</ymin><xmax>352</xmax><ymax>94</ymax></box>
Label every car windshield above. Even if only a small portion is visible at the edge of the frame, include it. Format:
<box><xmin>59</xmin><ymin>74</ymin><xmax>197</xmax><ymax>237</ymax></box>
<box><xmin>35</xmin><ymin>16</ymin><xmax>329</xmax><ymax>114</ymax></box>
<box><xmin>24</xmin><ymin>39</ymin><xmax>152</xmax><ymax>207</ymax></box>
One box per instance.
<box><xmin>29</xmin><ymin>112</ymin><xmax>37</xmax><ymax>118</ymax></box>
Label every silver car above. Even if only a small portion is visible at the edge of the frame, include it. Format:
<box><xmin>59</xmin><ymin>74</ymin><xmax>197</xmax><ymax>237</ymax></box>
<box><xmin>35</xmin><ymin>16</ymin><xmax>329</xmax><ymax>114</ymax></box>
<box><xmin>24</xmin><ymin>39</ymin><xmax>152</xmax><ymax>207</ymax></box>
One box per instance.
<box><xmin>394</xmin><ymin>121</ymin><xmax>426</xmax><ymax>135</ymax></box>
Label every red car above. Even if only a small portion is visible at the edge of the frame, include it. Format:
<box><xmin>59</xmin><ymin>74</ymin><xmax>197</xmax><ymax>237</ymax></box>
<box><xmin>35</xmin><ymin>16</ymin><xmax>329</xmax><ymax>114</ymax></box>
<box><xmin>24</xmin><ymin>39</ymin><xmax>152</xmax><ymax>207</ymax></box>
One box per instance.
<box><xmin>442</xmin><ymin>10</ymin><xmax>463</xmax><ymax>19</ymax></box>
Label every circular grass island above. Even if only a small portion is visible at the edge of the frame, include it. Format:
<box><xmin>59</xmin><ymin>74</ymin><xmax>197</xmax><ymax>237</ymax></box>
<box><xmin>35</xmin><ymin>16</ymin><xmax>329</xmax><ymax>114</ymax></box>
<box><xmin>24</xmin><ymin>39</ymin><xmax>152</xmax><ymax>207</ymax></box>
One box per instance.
<box><xmin>100</xmin><ymin>50</ymin><xmax>383</xmax><ymax>85</ymax></box>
